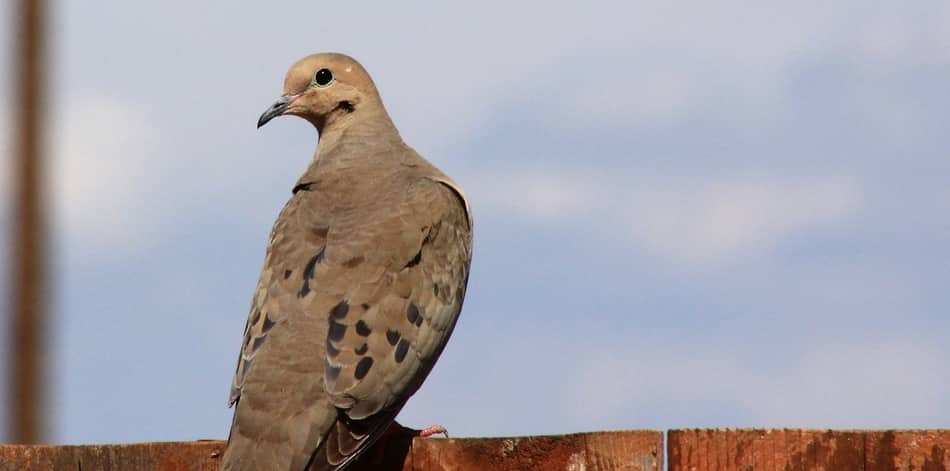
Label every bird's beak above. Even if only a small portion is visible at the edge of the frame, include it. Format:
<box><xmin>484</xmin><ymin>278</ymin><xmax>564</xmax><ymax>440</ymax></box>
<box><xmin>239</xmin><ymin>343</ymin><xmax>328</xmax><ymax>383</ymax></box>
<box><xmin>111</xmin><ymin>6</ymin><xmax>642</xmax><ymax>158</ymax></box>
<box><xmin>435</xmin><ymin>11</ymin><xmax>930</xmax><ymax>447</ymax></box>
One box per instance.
<box><xmin>257</xmin><ymin>94</ymin><xmax>298</xmax><ymax>128</ymax></box>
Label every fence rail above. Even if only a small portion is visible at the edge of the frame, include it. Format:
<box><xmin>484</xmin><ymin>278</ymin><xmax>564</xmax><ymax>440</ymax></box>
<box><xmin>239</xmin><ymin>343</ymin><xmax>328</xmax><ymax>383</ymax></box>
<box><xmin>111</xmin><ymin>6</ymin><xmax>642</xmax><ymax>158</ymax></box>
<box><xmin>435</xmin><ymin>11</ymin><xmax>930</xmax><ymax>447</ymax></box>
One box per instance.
<box><xmin>1</xmin><ymin>429</ymin><xmax>947</xmax><ymax>470</ymax></box>
<box><xmin>669</xmin><ymin>429</ymin><xmax>950</xmax><ymax>471</ymax></box>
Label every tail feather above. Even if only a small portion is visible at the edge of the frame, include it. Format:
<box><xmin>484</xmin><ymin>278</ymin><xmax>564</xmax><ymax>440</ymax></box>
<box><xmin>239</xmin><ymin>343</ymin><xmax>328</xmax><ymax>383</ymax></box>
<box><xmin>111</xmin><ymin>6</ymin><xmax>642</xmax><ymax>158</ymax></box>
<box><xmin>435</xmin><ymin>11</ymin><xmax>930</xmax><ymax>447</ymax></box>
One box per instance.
<box><xmin>307</xmin><ymin>409</ymin><xmax>401</xmax><ymax>471</ymax></box>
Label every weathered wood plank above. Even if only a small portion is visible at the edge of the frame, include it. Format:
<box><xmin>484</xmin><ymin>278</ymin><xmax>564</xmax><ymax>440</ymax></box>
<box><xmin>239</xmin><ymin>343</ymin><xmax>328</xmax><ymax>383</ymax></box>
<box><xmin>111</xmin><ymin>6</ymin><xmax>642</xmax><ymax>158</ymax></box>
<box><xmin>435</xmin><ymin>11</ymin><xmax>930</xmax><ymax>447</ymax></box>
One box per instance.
<box><xmin>408</xmin><ymin>430</ymin><xmax>662</xmax><ymax>470</ymax></box>
<box><xmin>669</xmin><ymin>429</ymin><xmax>950</xmax><ymax>471</ymax></box>
<box><xmin>864</xmin><ymin>430</ymin><xmax>950</xmax><ymax>471</ymax></box>
<box><xmin>0</xmin><ymin>441</ymin><xmax>225</xmax><ymax>471</ymax></box>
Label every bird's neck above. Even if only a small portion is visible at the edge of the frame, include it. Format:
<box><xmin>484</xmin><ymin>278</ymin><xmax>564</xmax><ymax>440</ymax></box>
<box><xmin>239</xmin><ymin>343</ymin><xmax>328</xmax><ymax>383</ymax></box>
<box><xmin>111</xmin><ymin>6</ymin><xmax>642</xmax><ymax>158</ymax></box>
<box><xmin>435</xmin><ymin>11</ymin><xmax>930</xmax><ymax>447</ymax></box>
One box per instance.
<box><xmin>307</xmin><ymin>107</ymin><xmax>405</xmax><ymax>177</ymax></box>
<box><xmin>320</xmin><ymin>105</ymin><xmax>398</xmax><ymax>146</ymax></box>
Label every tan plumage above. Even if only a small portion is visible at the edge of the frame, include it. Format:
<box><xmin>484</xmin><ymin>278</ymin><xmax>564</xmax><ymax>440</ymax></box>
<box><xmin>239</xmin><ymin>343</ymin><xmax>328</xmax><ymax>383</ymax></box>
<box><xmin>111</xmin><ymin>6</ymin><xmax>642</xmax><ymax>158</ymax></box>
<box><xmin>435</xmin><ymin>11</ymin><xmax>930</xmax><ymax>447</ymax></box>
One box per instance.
<box><xmin>221</xmin><ymin>53</ymin><xmax>472</xmax><ymax>471</ymax></box>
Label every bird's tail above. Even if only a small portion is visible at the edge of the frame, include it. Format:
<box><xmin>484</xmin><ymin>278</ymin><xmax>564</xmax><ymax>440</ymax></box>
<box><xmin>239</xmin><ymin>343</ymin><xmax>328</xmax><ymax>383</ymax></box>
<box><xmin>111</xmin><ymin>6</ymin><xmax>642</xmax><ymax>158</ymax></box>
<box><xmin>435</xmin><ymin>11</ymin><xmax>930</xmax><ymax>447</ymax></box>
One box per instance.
<box><xmin>306</xmin><ymin>409</ymin><xmax>401</xmax><ymax>471</ymax></box>
<box><xmin>220</xmin><ymin>399</ymin><xmax>331</xmax><ymax>471</ymax></box>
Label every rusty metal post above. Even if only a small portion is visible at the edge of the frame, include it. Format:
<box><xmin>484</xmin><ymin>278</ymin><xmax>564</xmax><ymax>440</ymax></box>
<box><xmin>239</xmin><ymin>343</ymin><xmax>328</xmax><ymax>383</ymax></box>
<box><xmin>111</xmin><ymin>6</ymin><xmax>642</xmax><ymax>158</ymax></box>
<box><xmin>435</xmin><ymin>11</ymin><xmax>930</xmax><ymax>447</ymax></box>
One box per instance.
<box><xmin>8</xmin><ymin>0</ymin><xmax>48</xmax><ymax>444</ymax></box>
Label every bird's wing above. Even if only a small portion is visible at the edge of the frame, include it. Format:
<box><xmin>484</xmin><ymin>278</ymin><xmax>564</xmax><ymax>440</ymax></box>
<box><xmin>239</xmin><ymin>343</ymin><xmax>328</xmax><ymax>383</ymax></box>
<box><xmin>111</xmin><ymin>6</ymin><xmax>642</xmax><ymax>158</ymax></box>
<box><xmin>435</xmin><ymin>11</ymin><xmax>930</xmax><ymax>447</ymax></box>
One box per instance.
<box><xmin>222</xmin><ymin>182</ymin><xmax>341</xmax><ymax>470</ymax></box>
<box><xmin>313</xmin><ymin>175</ymin><xmax>472</xmax><ymax>470</ymax></box>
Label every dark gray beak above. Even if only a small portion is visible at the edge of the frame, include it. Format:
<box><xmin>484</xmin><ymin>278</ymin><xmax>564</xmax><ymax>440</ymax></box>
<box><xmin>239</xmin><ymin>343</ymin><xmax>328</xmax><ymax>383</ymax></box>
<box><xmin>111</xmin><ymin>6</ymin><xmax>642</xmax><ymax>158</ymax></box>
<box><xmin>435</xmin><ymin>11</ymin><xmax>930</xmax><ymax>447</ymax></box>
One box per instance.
<box><xmin>257</xmin><ymin>95</ymin><xmax>295</xmax><ymax>128</ymax></box>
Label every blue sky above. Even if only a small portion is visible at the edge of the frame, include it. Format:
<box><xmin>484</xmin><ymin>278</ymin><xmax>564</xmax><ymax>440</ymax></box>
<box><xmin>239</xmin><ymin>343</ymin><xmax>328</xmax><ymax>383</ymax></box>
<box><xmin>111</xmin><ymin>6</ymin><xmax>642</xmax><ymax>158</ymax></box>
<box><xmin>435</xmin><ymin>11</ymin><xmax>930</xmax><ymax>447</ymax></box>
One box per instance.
<box><xmin>1</xmin><ymin>1</ymin><xmax>948</xmax><ymax>444</ymax></box>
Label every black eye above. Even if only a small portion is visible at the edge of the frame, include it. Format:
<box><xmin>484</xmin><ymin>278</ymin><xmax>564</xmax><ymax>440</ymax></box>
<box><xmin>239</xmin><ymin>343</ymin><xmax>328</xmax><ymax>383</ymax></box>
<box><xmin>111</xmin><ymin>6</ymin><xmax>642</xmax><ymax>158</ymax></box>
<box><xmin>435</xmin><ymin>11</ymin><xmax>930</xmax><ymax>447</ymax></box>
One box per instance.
<box><xmin>313</xmin><ymin>68</ymin><xmax>333</xmax><ymax>87</ymax></box>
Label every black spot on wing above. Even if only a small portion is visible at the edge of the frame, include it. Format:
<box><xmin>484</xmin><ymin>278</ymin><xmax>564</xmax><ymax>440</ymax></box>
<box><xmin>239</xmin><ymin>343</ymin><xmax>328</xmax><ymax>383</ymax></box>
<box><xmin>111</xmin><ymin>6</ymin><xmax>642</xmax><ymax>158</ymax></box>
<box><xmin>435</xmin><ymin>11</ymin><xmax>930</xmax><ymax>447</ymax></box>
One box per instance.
<box><xmin>328</xmin><ymin>320</ymin><xmax>347</xmax><ymax>342</ymax></box>
<box><xmin>251</xmin><ymin>336</ymin><xmax>266</xmax><ymax>352</ymax></box>
<box><xmin>386</xmin><ymin>329</ymin><xmax>401</xmax><ymax>346</ymax></box>
<box><xmin>394</xmin><ymin>339</ymin><xmax>410</xmax><ymax>363</ymax></box>
<box><xmin>261</xmin><ymin>314</ymin><xmax>276</xmax><ymax>333</ymax></box>
<box><xmin>361</xmin><ymin>303</ymin><xmax>370</xmax><ymax>310</ymax></box>
<box><xmin>354</xmin><ymin>356</ymin><xmax>374</xmax><ymax>380</ymax></box>
<box><xmin>355</xmin><ymin>320</ymin><xmax>372</xmax><ymax>337</ymax></box>
<box><xmin>354</xmin><ymin>343</ymin><xmax>368</xmax><ymax>355</ymax></box>
<box><xmin>283</xmin><ymin>269</ymin><xmax>292</xmax><ymax>279</ymax></box>
<box><xmin>298</xmin><ymin>247</ymin><xmax>326</xmax><ymax>298</ymax></box>
<box><xmin>292</xmin><ymin>181</ymin><xmax>314</xmax><ymax>194</ymax></box>
<box><xmin>330</xmin><ymin>300</ymin><xmax>349</xmax><ymax>319</ymax></box>
<box><xmin>404</xmin><ymin>249</ymin><xmax>422</xmax><ymax>269</ymax></box>
<box><xmin>407</xmin><ymin>303</ymin><xmax>423</xmax><ymax>327</ymax></box>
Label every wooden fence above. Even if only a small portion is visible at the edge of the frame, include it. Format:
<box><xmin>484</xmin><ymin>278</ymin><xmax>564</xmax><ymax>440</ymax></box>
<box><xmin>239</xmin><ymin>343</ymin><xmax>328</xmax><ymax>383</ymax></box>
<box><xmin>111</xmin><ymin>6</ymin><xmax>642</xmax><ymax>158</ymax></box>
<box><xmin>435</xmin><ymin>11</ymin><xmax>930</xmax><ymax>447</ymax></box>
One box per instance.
<box><xmin>1</xmin><ymin>429</ymin><xmax>947</xmax><ymax>470</ymax></box>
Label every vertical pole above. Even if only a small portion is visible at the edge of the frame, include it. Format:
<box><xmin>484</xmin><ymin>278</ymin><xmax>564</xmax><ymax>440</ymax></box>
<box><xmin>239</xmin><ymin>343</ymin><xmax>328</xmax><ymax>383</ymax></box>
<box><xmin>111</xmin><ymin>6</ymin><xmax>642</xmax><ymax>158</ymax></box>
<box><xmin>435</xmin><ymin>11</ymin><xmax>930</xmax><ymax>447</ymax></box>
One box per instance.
<box><xmin>9</xmin><ymin>0</ymin><xmax>47</xmax><ymax>443</ymax></box>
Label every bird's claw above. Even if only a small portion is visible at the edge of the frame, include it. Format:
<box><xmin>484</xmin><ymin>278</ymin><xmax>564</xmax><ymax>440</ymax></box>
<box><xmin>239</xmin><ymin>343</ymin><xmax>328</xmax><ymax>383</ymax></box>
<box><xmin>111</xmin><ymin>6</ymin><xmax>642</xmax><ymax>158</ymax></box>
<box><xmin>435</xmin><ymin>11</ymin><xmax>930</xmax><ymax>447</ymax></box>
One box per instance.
<box><xmin>415</xmin><ymin>424</ymin><xmax>448</xmax><ymax>438</ymax></box>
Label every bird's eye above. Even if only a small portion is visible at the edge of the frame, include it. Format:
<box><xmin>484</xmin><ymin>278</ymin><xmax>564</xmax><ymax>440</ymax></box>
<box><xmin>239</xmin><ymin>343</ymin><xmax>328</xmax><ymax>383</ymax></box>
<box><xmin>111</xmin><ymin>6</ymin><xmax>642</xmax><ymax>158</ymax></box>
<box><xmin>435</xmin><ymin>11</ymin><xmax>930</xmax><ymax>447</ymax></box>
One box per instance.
<box><xmin>313</xmin><ymin>68</ymin><xmax>334</xmax><ymax>87</ymax></box>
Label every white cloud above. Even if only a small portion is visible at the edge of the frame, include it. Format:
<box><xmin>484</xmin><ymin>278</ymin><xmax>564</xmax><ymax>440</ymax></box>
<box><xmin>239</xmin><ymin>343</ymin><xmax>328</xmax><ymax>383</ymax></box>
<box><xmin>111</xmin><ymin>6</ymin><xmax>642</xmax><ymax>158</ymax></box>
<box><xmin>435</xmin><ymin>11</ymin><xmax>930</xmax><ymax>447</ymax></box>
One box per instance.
<box><xmin>755</xmin><ymin>340</ymin><xmax>946</xmax><ymax>426</ymax></box>
<box><xmin>628</xmin><ymin>178</ymin><xmax>863</xmax><ymax>266</ymax></box>
<box><xmin>51</xmin><ymin>96</ymin><xmax>169</xmax><ymax>252</ymax></box>
<box><xmin>402</xmin><ymin>330</ymin><xmax>949</xmax><ymax>436</ymax></box>
<box><xmin>846</xmin><ymin>4</ymin><xmax>950</xmax><ymax>63</ymax></box>
<box><xmin>467</xmin><ymin>167</ymin><xmax>863</xmax><ymax>268</ymax></box>
<box><xmin>570</xmin><ymin>69</ymin><xmax>694</xmax><ymax>124</ymax></box>
<box><xmin>567</xmin><ymin>336</ymin><xmax>948</xmax><ymax>429</ymax></box>
<box><xmin>466</xmin><ymin>170</ymin><xmax>599</xmax><ymax>224</ymax></box>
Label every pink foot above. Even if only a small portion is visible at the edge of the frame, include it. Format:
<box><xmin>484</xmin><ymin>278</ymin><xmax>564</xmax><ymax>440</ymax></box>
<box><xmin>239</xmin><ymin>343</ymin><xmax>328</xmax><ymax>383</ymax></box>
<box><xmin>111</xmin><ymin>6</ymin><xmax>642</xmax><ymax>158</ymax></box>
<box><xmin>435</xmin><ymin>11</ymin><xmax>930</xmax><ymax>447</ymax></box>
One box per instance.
<box><xmin>415</xmin><ymin>424</ymin><xmax>448</xmax><ymax>438</ymax></box>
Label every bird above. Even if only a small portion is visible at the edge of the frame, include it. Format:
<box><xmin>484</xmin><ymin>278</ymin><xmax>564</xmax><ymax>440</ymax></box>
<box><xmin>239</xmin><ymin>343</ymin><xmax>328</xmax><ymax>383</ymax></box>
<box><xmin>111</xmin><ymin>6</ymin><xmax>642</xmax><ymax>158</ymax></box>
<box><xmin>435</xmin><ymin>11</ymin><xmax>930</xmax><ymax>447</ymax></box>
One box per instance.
<box><xmin>220</xmin><ymin>52</ymin><xmax>473</xmax><ymax>470</ymax></box>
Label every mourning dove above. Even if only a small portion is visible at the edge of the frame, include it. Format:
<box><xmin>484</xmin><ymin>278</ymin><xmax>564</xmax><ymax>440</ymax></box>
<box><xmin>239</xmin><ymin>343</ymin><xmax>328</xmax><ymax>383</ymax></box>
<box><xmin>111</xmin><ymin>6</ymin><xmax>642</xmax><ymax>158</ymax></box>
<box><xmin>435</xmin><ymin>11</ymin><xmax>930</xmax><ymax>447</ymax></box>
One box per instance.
<box><xmin>221</xmin><ymin>53</ymin><xmax>473</xmax><ymax>471</ymax></box>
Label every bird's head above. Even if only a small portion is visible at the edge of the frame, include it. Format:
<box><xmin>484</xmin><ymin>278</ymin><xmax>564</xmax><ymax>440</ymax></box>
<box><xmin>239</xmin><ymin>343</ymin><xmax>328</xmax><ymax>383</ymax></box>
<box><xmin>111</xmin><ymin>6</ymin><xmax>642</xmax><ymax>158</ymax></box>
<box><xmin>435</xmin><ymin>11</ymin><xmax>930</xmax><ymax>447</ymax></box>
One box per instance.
<box><xmin>257</xmin><ymin>53</ymin><xmax>383</xmax><ymax>132</ymax></box>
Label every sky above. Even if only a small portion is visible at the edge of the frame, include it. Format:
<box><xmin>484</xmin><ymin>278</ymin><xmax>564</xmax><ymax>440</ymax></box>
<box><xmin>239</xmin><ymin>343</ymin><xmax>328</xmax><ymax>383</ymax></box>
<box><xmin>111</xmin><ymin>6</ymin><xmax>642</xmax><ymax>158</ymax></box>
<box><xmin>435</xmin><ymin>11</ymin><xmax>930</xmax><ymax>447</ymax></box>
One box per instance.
<box><xmin>1</xmin><ymin>1</ymin><xmax>949</xmax><ymax>444</ymax></box>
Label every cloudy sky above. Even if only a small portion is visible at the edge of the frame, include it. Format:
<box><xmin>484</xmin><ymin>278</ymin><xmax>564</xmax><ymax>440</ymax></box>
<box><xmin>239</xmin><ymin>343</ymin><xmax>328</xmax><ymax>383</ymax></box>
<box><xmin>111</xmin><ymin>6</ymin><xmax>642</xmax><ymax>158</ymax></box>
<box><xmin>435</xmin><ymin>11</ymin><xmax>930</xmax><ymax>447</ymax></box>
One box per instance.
<box><xmin>1</xmin><ymin>2</ymin><xmax>949</xmax><ymax>444</ymax></box>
